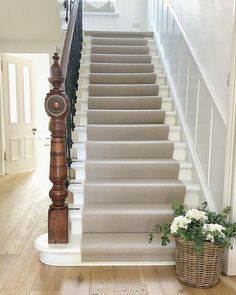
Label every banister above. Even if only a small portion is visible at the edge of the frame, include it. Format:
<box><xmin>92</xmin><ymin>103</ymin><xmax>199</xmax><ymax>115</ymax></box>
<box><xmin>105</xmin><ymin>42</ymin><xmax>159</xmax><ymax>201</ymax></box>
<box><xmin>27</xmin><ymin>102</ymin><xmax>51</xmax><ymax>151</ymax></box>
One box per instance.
<box><xmin>45</xmin><ymin>0</ymin><xmax>82</xmax><ymax>243</ymax></box>
<box><xmin>61</xmin><ymin>0</ymin><xmax>81</xmax><ymax>82</ymax></box>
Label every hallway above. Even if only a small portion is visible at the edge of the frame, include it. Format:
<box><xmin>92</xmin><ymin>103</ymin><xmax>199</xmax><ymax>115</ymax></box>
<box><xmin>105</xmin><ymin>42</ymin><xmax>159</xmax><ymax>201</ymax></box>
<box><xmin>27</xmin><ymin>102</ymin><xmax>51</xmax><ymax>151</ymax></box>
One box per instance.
<box><xmin>0</xmin><ymin>147</ymin><xmax>235</xmax><ymax>294</ymax></box>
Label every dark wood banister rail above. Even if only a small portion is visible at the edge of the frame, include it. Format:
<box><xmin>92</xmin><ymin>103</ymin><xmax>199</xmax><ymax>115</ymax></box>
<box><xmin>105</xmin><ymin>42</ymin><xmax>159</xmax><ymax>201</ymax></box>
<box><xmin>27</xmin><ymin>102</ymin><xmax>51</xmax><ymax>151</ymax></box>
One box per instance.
<box><xmin>61</xmin><ymin>0</ymin><xmax>80</xmax><ymax>82</ymax></box>
<box><xmin>45</xmin><ymin>0</ymin><xmax>82</xmax><ymax>243</ymax></box>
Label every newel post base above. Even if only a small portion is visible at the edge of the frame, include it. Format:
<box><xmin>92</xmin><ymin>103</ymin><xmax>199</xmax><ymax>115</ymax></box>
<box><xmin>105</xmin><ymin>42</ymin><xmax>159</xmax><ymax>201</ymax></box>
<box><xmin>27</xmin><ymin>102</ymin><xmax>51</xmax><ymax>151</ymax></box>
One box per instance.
<box><xmin>48</xmin><ymin>208</ymin><xmax>69</xmax><ymax>243</ymax></box>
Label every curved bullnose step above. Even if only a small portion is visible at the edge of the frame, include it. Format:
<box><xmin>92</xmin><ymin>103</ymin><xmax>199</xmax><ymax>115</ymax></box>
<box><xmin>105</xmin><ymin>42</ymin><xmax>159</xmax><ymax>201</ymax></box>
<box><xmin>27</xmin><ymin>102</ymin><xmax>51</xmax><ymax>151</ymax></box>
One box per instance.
<box><xmin>90</xmin><ymin>54</ymin><xmax>152</xmax><ymax>64</ymax></box>
<box><xmin>88</xmin><ymin>84</ymin><xmax>159</xmax><ymax>96</ymax></box>
<box><xmin>81</xmin><ymin>233</ymin><xmax>175</xmax><ymax>263</ymax></box>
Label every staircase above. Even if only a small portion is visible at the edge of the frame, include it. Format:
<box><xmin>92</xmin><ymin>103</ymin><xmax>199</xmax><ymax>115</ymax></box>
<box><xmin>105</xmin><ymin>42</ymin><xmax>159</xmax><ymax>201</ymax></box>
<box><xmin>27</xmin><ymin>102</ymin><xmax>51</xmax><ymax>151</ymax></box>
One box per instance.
<box><xmin>66</xmin><ymin>30</ymin><xmax>200</xmax><ymax>264</ymax></box>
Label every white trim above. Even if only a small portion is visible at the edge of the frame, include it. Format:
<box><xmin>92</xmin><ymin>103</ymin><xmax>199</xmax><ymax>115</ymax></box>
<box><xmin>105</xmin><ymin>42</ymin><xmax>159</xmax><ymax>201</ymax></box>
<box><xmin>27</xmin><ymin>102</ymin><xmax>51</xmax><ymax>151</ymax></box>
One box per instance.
<box><xmin>0</xmin><ymin>43</ymin><xmax>58</xmax><ymax>54</ymax></box>
<box><xmin>152</xmin><ymin>27</ymin><xmax>216</xmax><ymax>211</ymax></box>
<box><xmin>207</xmin><ymin>107</ymin><xmax>214</xmax><ymax>187</ymax></box>
<box><xmin>35</xmin><ymin>233</ymin><xmax>176</xmax><ymax>267</ymax></box>
<box><xmin>0</xmin><ymin>54</ymin><xmax>5</xmax><ymax>175</ymax></box>
<box><xmin>164</xmin><ymin>0</ymin><xmax>227</xmax><ymax>124</ymax></box>
<box><xmin>194</xmin><ymin>78</ymin><xmax>200</xmax><ymax>151</ymax></box>
<box><xmin>223</xmin><ymin>4</ymin><xmax>236</xmax><ymax>275</ymax></box>
<box><xmin>184</xmin><ymin>56</ymin><xmax>190</xmax><ymax>120</ymax></box>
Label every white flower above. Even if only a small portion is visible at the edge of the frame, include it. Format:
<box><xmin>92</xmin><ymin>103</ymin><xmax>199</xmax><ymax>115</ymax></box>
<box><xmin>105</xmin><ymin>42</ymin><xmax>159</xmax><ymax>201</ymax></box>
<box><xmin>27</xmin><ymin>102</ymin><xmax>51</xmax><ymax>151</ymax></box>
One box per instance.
<box><xmin>206</xmin><ymin>233</ymin><xmax>215</xmax><ymax>243</ymax></box>
<box><xmin>185</xmin><ymin>209</ymin><xmax>208</xmax><ymax>222</ymax></box>
<box><xmin>170</xmin><ymin>215</ymin><xmax>191</xmax><ymax>234</ymax></box>
<box><xmin>203</xmin><ymin>223</ymin><xmax>225</xmax><ymax>244</ymax></box>
<box><xmin>203</xmin><ymin>223</ymin><xmax>225</xmax><ymax>232</ymax></box>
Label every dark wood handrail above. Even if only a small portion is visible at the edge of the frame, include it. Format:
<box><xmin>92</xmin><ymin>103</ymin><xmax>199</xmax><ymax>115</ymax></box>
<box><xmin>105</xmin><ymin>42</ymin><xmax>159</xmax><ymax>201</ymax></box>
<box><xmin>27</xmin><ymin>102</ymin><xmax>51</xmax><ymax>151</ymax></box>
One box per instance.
<box><xmin>45</xmin><ymin>0</ymin><xmax>82</xmax><ymax>244</ymax></box>
<box><xmin>61</xmin><ymin>0</ymin><xmax>81</xmax><ymax>85</ymax></box>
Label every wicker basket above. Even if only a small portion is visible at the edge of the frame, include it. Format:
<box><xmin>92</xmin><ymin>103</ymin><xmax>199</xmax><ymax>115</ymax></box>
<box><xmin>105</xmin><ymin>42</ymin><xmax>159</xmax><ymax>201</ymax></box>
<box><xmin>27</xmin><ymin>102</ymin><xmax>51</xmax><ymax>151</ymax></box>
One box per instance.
<box><xmin>175</xmin><ymin>237</ymin><xmax>225</xmax><ymax>288</ymax></box>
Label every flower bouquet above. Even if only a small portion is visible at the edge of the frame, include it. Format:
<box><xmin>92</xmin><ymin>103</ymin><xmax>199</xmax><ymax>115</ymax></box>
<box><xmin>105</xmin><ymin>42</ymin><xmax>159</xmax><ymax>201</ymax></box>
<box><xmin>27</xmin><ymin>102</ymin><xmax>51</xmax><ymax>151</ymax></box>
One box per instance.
<box><xmin>149</xmin><ymin>201</ymin><xmax>236</xmax><ymax>288</ymax></box>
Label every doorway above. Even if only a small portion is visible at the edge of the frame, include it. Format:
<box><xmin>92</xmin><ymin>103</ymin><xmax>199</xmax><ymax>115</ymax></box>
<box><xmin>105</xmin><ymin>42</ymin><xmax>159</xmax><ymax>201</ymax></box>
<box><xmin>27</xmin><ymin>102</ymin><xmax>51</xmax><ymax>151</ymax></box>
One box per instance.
<box><xmin>0</xmin><ymin>53</ymin><xmax>50</xmax><ymax>175</ymax></box>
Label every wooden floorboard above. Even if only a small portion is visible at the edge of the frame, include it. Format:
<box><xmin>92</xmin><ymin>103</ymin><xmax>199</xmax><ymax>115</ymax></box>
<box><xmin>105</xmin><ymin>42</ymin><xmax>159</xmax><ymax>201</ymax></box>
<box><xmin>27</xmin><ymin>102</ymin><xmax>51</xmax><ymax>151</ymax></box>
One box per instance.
<box><xmin>0</xmin><ymin>148</ymin><xmax>236</xmax><ymax>294</ymax></box>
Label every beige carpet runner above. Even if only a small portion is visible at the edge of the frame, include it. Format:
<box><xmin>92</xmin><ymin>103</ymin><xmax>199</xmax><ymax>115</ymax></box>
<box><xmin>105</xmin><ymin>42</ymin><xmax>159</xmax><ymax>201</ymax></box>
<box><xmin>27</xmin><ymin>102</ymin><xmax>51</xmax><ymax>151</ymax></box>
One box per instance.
<box><xmin>76</xmin><ymin>31</ymin><xmax>186</xmax><ymax>262</ymax></box>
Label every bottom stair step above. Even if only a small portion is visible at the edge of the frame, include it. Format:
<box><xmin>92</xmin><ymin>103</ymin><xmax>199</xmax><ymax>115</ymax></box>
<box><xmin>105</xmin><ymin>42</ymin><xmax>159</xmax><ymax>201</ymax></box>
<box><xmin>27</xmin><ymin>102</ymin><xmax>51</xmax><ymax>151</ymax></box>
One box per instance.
<box><xmin>81</xmin><ymin>233</ymin><xmax>175</xmax><ymax>263</ymax></box>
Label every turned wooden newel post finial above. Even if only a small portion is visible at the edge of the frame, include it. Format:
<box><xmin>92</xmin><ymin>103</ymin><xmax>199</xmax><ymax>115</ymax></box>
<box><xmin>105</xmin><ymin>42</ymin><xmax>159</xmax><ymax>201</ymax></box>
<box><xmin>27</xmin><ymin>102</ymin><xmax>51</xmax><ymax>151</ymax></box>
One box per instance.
<box><xmin>45</xmin><ymin>53</ymin><xmax>69</xmax><ymax>244</ymax></box>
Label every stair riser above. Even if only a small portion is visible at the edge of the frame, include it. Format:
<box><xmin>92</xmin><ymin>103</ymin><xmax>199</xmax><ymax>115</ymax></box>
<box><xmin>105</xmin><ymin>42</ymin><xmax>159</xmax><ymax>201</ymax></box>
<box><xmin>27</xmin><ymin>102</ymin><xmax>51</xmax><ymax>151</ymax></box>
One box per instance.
<box><xmin>72</xmin><ymin>125</ymin><xmax>181</xmax><ymax>142</ymax></box>
<box><xmin>90</xmin><ymin>55</ymin><xmax>152</xmax><ymax>64</ymax></box>
<box><xmin>83</xmin><ymin>211</ymin><xmax>172</xmax><ymax>233</ymax></box>
<box><xmin>79</xmin><ymin>64</ymin><xmax>163</xmax><ymax>74</ymax></box>
<box><xmin>77</xmin><ymin>85</ymin><xmax>169</xmax><ymax>98</ymax></box>
<box><xmin>84</xmin><ymin>31</ymin><xmax>153</xmax><ymax>38</ymax></box>
<box><xmin>70</xmin><ymin>185</ymin><xmax>200</xmax><ymax>206</ymax></box>
<box><xmin>84</xmin><ymin>186</ymin><xmax>185</xmax><ymax>204</ymax></box>
<box><xmin>71</xmin><ymin>161</ymin><xmax>192</xmax><ymax>181</ymax></box>
<box><xmin>74</xmin><ymin>111</ymin><xmax>175</xmax><ymax>126</ymax></box>
<box><xmin>75</xmin><ymin>142</ymin><xmax>173</xmax><ymax>159</ymax></box>
<box><xmin>72</xmin><ymin>142</ymin><xmax>185</xmax><ymax>161</ymax></box>
<box><xmin>77</xmin><ymin>97</ymin><xmax>172</xmax><ymax>111</ymax></box>
<box><xmin>88</xmin><ymin>85</ymin><xmax>159</xmax><ymax>97</ymax></box>
<box><xmin>84</xmin><ymin>37</ymin><xmax>155</xmax><ymax>47</ymax></box>
<box><xmin>82</xmin><ymin>46</ymin><xmax>157</xmax><ymax>56</ymax></box>
<box><xmin>78</xmin><ymin>75</ymin><xmax>166</xmax><ymax>86</ymax></box>
<box><xmin>81</xmin><ymin>55</ymin><xmax>161</xmax><ymax>65</ymax></box>
<box><xmin>70</xmin><ymin>215</ymin><xmax>82</xmax><ymax>235</ymax></box>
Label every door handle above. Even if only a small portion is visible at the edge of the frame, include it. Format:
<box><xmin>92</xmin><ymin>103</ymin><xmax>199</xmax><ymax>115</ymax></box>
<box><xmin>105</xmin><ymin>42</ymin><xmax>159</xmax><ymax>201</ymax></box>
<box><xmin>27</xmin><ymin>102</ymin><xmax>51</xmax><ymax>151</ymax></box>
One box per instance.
<box><xmin>32</xmin><ymin>128</ymin><xmax>37</xmax><ymax>135</ymax></box>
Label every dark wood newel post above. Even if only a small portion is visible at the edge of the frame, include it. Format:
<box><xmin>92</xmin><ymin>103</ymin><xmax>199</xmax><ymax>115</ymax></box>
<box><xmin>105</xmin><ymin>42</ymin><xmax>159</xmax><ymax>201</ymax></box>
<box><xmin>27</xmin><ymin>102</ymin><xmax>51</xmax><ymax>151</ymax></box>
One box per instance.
<box><xmin>45</xmin><ymin>53</ymin><xmax>69</xmax><ymax>244</ymax></box>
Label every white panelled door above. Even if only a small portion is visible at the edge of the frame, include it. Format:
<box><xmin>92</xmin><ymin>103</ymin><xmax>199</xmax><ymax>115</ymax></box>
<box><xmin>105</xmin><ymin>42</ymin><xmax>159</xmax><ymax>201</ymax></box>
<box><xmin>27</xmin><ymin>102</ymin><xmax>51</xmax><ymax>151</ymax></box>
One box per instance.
<box><xmin>2</xmin><ymin>54</ymin><xmax>37</xmax><ymax>174</ymax></box>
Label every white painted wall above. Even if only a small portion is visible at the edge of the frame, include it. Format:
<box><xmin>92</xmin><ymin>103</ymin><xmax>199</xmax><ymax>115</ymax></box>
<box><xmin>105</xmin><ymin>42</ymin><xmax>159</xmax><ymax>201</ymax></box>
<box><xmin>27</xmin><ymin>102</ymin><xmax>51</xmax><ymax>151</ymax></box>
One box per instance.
<box><xmin>83</xmin><ymin>0</ymin><xmax>148</xmax><ymax>31</ymax></box>
<box><xmin>0</xmin><ymin>55</ymin><xmax>5</xmax><ymax>175</ymax></box>
<box><xmin>170</xmin><ymin>0</ymin><xmax>235</xmax><ymax>119</ymax></box>
<box><xmin>148</xmin><ymin>0</ymin><xmax>230</xmax><ymax>211</ymax></box>
<box><xmin>0</xmin><ymin>0</ymin><xmax>62</xmax><ymax>45</ymax></box>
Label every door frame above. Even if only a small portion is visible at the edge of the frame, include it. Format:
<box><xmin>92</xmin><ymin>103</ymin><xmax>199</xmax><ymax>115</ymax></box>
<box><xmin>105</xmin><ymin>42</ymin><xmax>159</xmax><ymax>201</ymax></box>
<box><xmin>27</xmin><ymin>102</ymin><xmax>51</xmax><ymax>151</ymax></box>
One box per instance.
<box><xmin>223</xmin><ymin>4</ymin><xmax>236</xmax><ymax>275</ymax></box>
<box><xmin>0</xmin><ymin>44</ymin><xmax>57</xmax><ymax>175</ymax></box>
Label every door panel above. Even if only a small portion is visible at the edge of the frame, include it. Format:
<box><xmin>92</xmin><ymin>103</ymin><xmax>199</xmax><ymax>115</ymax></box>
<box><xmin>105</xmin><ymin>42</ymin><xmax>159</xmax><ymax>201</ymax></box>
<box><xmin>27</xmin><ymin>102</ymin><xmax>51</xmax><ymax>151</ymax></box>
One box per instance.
<box><xmin>2</xmin><ymin>54</ymin><xmax>37</xmax><ymax>174</ymax></box>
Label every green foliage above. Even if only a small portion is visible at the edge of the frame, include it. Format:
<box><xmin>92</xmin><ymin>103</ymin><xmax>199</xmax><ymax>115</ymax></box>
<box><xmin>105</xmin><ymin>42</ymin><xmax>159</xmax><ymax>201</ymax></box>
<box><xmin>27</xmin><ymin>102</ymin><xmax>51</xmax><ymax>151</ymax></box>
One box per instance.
<box><xmin>171</xmin><ymin>200</ymin><xmax>185</xmax><ymax>217</ymax></box>
<box><xmin>149</xmin><ymin>201</ymin><xmax>236</xmax><ymax>254</ymax></box>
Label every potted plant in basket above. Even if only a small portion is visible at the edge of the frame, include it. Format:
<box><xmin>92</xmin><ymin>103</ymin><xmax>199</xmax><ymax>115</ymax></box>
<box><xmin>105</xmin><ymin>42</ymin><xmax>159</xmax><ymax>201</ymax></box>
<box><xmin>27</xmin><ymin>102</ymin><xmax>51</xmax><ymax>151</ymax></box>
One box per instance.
<box><xmin>149</xmin><ymin>201</ymin><xmax>236</xmax><ymax>288</ymax></box>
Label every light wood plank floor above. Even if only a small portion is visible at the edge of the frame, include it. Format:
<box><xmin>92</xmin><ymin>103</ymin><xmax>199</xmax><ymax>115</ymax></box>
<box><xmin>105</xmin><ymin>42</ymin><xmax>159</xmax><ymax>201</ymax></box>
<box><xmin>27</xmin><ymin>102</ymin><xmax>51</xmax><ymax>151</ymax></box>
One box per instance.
<box><xmin>0</xmin><ymin>146</ymin><xmax>236</xmax><ymax>295</ymax></box>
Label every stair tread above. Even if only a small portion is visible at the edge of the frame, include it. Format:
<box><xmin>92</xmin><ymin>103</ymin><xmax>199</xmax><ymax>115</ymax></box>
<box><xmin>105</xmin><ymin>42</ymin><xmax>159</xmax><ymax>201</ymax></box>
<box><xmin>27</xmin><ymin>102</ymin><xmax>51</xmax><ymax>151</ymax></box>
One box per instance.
<box><xmin>87</xmin><ymin>95</ymin><xmax>162</xmax><ymax>99</ymax></box>
<box><xmin>84</xmin><ymin>159</ymin><xmax>178</xmax><ymax>163</ymax></box>
<box><xmin>84</xmin><ymin>203</ymin><xmax>172</xmax><ymax>214</ymax></box>
<box><xmin>89</xmin><ymin>83</ymin><xmax>159</xmax><ymax>86</ymax></box>
<box><xmin>88</xmin><ymin>73</ymin><xmax>161</xmax><ymax>77</ymax></box>
<box><xmin>91</xmin><ymin>37</ymin><xmax>149</xmax><ymax>41</ymax></box>
<box><xmin>85</xmin><ymin>109</ymin><xmax>166</xmax><ymax>111</ymax></box>
<box><xmin>84</xmin><ymin>179</ymin><xmax>185</xmax><ymax>186</ymax></box>
<box><xmin>89</xmin><ymin>45</ymin><xmax>149</xmax><ymax>49</ymax></box>
<box><xmin>86</xmin><ymin>123</ymin><xmax>170</xmax><ymax>127</ymax></box>
<box><xmin>90</xmin><ymin>53</ymin><xmax>152</xmax><ymax>57</ymax></box>
<box><xmin>81</xmin><ymin>140</ymin><xmax>174</xmax><ymax>144</ymax></box>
